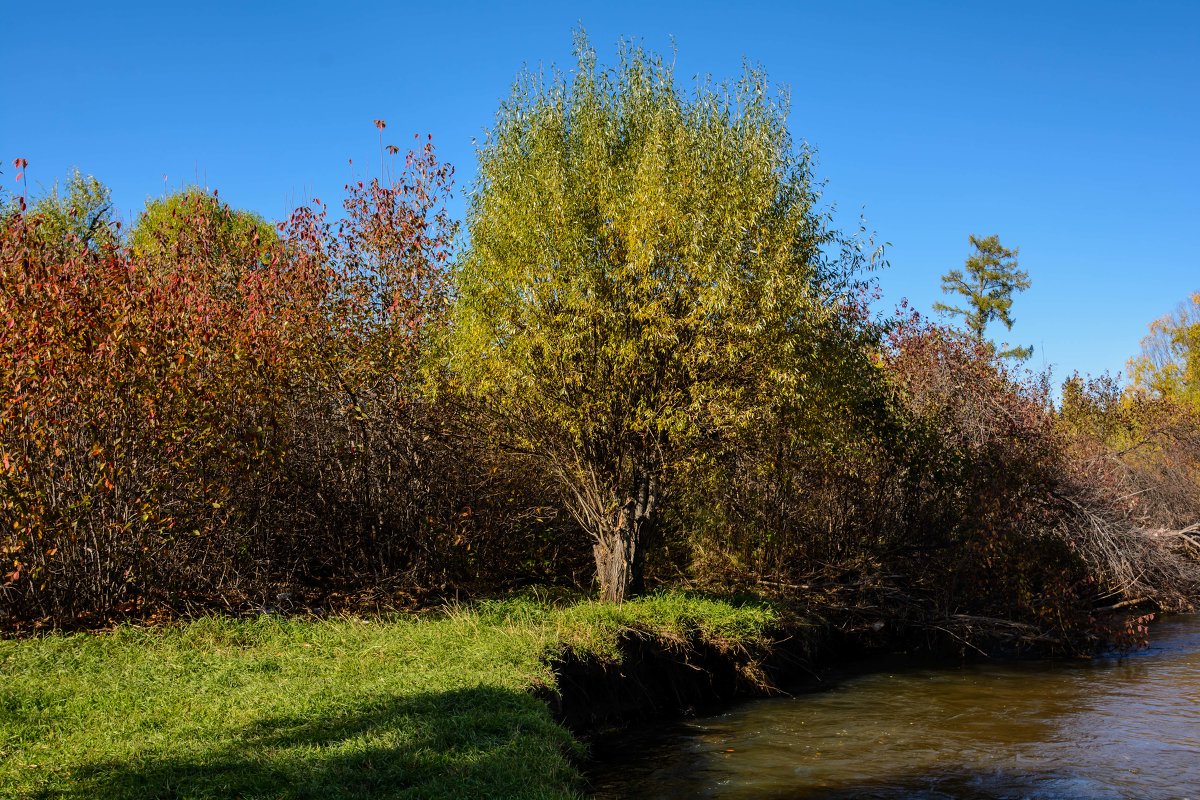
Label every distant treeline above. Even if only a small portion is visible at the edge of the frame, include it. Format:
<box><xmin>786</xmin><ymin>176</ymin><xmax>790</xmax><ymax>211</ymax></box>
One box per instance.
<box><xmin>3</xmin><ymin>39</ymin><xmax>1199</xmax><ymax>645</ymax></box>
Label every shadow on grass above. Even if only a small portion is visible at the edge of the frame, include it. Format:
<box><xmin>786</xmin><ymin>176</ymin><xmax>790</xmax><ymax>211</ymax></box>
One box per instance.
<box><xmin>46</xmin><ymin>686</ymin><xmax>577</xmax><ymax>800</ymax></box>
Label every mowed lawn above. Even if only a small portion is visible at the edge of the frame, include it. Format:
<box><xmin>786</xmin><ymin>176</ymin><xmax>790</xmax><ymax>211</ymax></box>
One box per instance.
<box><xmin>0</xmin><ymin>595</ymin><xmax>774</xmax><ymax>799</ymax></box>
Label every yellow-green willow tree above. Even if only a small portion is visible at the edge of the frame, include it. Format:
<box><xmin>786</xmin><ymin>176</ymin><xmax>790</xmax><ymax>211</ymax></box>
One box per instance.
<box><xmin>453</xmin><ymin>36</ymin><xmax>878</xmax><ymax>602</ymax></box>
<box><xmin>1130</xmin><ymin>292</ymin><xmax>1200</xmax><ymax>409</ymax></box>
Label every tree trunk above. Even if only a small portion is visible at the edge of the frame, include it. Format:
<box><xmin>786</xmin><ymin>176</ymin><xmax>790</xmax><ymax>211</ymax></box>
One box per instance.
<box><xmin>594</xmin><ymin>470</ymin><xmax>656</xmax><ymax>603</ymax></box>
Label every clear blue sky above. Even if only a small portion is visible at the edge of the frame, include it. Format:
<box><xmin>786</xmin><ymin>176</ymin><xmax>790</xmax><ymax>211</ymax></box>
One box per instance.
<box><xmin>6</xmin><ymin>1</ymin><xmax>1198</xmax><ymax>382</ymax></box>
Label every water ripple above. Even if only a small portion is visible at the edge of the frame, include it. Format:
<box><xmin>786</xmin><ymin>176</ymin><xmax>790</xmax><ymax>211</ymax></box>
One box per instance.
<box><xmin>591</xmin><ymin>615</ymin><xmax>1200</xmax><ymax>800</ymax></box>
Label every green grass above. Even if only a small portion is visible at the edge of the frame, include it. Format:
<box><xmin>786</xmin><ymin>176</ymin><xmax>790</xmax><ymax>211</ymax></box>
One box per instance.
<box><xmin>0</xmin><ymin>593</ymin><xmax>777</xmax><ymax>800</ymax></box>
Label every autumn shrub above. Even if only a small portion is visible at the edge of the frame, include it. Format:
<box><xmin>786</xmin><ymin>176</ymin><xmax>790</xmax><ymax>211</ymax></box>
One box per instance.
<box><xmin>682</xmin><ymin>311</ymin><xmax>1200</xmax><ymax>646</ymax></box>
<box><xmin>880</xmin><ymin>319</ymin><xmax>1095</xmax><ymax>630</ymax></box>
<box><xmin>1056</xmin><ymin>374</ymin><xmax>1200</xmax><ymax>610</ymax></box>
<box><xmin>250</xmin><ymin>142</ymin><xmax>457</xmax><ymax>588</ymax></box>
<box><xmin>0</xmin><ymin>145</ymin><xmax>586</xmax><ymax>627</ymax></box>
<box><xmin>677</xmin><ymin>353</ymin><xmax>902</xmax><ymax>585</ymax></box>
<box><xmin>0</xmin><ymin>183</ymin><xmax>294</xmax><ymax>622</ymax></box>
<box><xmin>253</xmin><ymin>145</ymin><xmax>588</xmax><ymax>594</ymax></box>
<box><xmin>1061</xmin><ymin>374</ymin><xmax>1200</xmax><ymax>528</ymax></box>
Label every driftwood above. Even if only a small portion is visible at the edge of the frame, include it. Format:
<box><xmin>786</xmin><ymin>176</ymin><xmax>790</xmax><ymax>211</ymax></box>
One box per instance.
<box><xmin>1092</xmin><ymin>597</ymin><xmax>1151</xmax><ymax>613</ymax></box>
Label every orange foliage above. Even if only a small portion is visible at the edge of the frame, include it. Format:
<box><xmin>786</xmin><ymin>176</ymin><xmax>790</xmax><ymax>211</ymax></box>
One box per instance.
<box><xmin>0</xmin><ymin>142</ymin><xmax>459</xmax><ymax>623</ymax></box>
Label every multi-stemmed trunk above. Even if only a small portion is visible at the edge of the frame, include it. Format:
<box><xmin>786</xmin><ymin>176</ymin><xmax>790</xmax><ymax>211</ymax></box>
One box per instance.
<box><xmin>592</xmin><ymin>470</ymin><xmax>657</xmax><ymax>603</ymax></box>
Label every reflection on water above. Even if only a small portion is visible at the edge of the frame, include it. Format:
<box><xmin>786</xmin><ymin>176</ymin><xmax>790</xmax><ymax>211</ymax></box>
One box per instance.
<box><xmin>590</xmin><ymin>616</ymin><xmax>1200</xmax><ymax>799</ymax></box>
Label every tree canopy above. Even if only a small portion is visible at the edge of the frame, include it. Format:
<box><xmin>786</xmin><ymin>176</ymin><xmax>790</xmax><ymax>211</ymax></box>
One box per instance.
<box><xmin>451</xmin><ymin>35</ymin><xmax>879</xmax><ymax>601</ymax></box>
<box><xmin>27</xmin><ymin>170</ymin><xmax>121</xmax><ymax>256</ymax></box>
<box><xmin>130</xmin><ymin>187</ymin><xmax>277</xmax><ymax>285</ymax></box>
<box><xmin>1129</xmin><ymin>292</ymin><xmax>1200</xmax><ymax>408</ymax></box>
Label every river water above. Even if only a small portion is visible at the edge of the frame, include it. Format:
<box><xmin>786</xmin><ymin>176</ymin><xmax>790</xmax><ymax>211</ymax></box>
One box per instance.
<box><xmin>590</xmin><ymin>615</ymin><xmax>1200</xmax><ymax>799</ymax></box>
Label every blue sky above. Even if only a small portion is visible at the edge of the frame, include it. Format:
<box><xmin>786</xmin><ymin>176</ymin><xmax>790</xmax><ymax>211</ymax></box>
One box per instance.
<box><xmin>5</xmin><ymin>1</ymin><xmax>1198</xmax><ymax>382</ymax></box>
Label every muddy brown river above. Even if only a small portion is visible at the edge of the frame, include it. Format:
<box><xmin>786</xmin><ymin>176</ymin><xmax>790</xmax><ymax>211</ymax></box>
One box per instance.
<box><xmin>590</xmin><ymin>615</ymin><xmax>1200</xmax><ymax>799</ymax></box>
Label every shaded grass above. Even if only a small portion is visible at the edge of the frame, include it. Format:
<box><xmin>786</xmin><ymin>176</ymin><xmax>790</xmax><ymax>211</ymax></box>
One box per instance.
<box><xmin>0</xmin><ymin>593</ymin><xmax>777</xmax><ymax>799</ymax></box>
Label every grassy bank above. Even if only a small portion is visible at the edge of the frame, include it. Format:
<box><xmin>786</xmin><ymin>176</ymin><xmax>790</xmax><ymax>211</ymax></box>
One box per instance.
<box><xmin>0</xmin><ymin>594</ymin><xmax>777</xmax><ymax>799</ymax></box>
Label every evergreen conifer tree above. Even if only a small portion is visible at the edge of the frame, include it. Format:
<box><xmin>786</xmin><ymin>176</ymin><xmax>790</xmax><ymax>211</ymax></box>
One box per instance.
<box><xmin>934</xmin><ymin>234</ymin><xmax>1032</xmax><ymax>360</ymax></box>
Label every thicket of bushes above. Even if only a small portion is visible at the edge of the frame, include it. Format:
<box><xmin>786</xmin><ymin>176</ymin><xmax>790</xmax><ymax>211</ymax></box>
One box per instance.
<box><xmin>0</xmin><ymin>153</ymin><xmax>583</xmax><ymax>625</ymax></box>
<box><xmin>4</xmin><ymin>54</ymin><xmax>1199</xmax><ymax>643</ymax></box>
